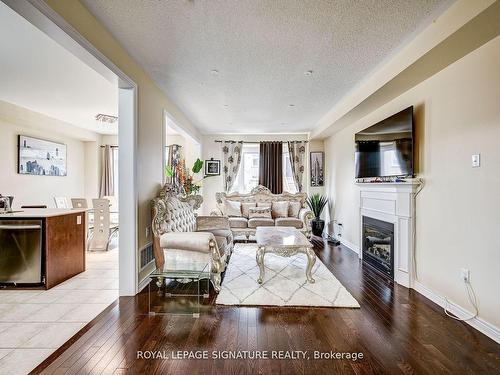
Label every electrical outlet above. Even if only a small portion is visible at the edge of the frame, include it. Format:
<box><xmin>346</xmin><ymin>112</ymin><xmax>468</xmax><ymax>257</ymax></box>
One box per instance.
<box><xmin>145</xmin><ymin>226</ymin><xmax>151</xmax><ymax>238</ymax></box>
<box><xmin>460</xmin><ymin>268</ymin><xmax>470</xmax><ymax>283</ymax></box>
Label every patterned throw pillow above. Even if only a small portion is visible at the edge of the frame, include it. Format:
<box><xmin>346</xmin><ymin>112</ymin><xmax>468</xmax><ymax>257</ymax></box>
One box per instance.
<box><xmin>288</xmin><ymin>201</ymin><xmax>302</xmax><ymax>218</ymax></box>
<box><xmin>272</xmin><ymin>201</ymin><xmax>289</xmax><ymax>218</ymax></box>
<box><xmin>224</xmin><ymin>200</ymin><xmax>242</xmax><ymax>217</ymax></box>
<box><xmin>241</xmin><ymin>202</ymin><xmax>257</xmax><ymax>218</ymax></box>
<box><xmin>248</xmin><ymin>206</ymin><xmax>272</xmax><ymax>219</ymax></box>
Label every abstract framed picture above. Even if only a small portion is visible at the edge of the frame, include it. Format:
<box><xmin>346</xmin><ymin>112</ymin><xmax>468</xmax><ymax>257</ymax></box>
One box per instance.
<box><xmin>18</xmin><ymin>135</ymin><xmax>67</xmax><ymax>176</ymax></box>
<box><xmin>310</xmin><ymin>151</ymin><xmax>324</xmax><ymax>187</ymax></box>
<box><xmin>205</xmin><ymin>159</ymin><xmax>221</xmax><ymax>176</ymax></box>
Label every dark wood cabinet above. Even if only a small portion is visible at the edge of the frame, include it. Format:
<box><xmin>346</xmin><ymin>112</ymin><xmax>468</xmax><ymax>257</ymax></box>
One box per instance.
<box><xmin>44</xmin><ymin>212</ymin><xmax>86</xmax><ymax>289</ymax></box>
<box><xmin>0</xmin><ymin>209</ymin><xmax>87</xmax><ymax>289</ymax></box>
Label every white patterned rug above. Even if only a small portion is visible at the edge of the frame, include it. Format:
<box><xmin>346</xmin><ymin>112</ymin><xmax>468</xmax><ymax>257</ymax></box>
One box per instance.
<box><xmin>216</xmin><ymin>243</ymin><xmax>360</xmax><ymax>308</ymax></box>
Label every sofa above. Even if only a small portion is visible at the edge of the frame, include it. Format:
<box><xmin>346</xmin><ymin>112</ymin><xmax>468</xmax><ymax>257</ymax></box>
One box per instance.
<box><xmin>151</xmin><ymin>184</ymin><xmax>233</xmax><ymax>292</ymax></box>
<box><xmin>210</xmin><ymin>185</ymin><xmax>314</xmax><ymax>240</ymax></box>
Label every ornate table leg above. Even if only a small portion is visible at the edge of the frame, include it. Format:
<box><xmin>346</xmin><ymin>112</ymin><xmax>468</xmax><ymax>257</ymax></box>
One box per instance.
<box><xmin>256</xmin><ymin>246</ymin><xmax>265</xmax><ymax>284</ymax></box>
<box><xmin>305</xmin><ymin>248</ymin><xmax>316</xmax><ymax>283</ymax></box>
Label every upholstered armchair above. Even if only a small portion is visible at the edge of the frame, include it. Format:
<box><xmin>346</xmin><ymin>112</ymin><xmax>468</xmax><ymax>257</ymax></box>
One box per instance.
<box><xmin>151</xmin><ymin>184</ymin><xmax>233</xmax><ymax>292</ymax></box>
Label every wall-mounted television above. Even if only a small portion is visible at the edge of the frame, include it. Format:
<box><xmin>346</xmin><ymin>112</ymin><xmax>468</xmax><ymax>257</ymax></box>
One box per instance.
<box><xmin>355</xmin><ymin>106</ymin><xmax>414</xmax><ymax>179</ymax></box>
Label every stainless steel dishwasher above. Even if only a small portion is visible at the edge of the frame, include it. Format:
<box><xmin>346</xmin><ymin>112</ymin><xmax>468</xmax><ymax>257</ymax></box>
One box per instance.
<box><xmin>0</xmin><ymin>220</ymin><xmax>43</xmax><ymax>285</ymax></box>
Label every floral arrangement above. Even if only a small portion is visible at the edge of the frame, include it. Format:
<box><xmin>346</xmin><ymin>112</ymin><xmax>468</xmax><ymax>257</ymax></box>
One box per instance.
<box><xmin>165</xmin><ymin>158</ymin><xmax>206</xmax><ymax>195</ymax></box>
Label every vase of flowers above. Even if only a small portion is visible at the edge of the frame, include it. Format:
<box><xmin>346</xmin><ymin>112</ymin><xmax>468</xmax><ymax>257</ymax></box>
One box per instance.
<box><xmin>165</xmin><ymin>158</ymin><xmax>206</xmax><ymax>195</ymax></box>
<box><xmin>306</xmin><ymin>194</ymin><xmax>328</xmax><ymax>237</ymax></box>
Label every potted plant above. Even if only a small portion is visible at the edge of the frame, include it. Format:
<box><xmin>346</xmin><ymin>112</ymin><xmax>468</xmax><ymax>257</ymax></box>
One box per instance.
<box><xmin>306</xmin><ymin>194</ymin><xmax>328</xmax><ymax>237</ymax></box>
<box><xmin>165</xmin><ymin>158</ymin><xmax>206</xmax><ymax>195</ymax></box>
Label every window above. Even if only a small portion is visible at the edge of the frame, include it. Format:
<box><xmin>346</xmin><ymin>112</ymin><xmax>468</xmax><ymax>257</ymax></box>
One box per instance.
<box><xmin>230</xmin><ymin>143</ymin><xmax>299</xmax><ymax>194</ymax></box>
<box><xmin>231</xmin><ymin>144</ymin><xmax>260</xmax><ymax>193</ymax></box>
<box><xmin>283</xmin><ymin>144</ymin><xmax>297</xmax><ymax>193</ymax></box>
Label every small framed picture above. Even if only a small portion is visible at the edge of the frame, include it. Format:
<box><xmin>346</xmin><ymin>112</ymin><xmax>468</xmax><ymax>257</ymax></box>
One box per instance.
<box><xmin>310</xmin><ymin>151</ymin><xmax>324</xmax><ymax>187</ymax></box>
<box><xmin>205</xmin><ymin>159</ymin><xmax>221</xmax><ymax>176</ymax></box>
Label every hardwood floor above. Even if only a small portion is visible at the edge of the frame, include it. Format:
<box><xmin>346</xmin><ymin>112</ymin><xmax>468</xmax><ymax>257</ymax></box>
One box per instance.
<box><xmin>33</xmin><ymin>239</ymin><xmax>500</xmax><ymax>374</ymax></box>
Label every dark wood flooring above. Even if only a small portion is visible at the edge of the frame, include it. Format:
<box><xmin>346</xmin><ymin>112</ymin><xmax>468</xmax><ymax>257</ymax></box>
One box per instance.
<box><xmin>33</xmin><ymin>239</ymin><xmax>500</xmax><ymax>374</ymax></box>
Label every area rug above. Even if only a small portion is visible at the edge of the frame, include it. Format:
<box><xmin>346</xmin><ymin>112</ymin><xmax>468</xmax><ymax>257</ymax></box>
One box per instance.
<box><xmin>216</xmin><ymin>243</ymin><xmax>360</xmax><ymax>308</ymax></box>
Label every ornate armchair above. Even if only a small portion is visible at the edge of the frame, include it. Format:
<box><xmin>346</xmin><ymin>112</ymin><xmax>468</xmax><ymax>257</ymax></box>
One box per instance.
<box><xmin>151</xmin><ymin>184</ymin><xmax>233</xmax><ymax>292</ymax></box>
<box><xmin>211</xmin><ymin>185</ymin><xmax>314</xmax><ymax>240</ymax></box>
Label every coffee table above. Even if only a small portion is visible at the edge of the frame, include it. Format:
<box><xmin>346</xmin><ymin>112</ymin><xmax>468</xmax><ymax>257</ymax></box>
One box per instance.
<box><xmin>255</xmin><ymin>226</ymin><xmax>316</xmax><ymax>284</ymax></box>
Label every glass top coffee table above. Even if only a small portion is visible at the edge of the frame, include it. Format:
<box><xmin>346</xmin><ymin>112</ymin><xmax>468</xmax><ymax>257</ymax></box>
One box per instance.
<box><xmin>148</xmin><ymin>261</ymin><xmax>210</xmax><ymax>318</ymax></box>
<box><xmin>255</xmin><ymin>226</ymin><xmax>316</xmax><ymax>284</ymax></box>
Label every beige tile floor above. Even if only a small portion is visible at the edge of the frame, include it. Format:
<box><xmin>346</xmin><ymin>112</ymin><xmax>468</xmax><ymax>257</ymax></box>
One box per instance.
<box><xmin>0</xmin><ymin>245</ymin><xmax>118</xmax><ymax>375</ymax></box>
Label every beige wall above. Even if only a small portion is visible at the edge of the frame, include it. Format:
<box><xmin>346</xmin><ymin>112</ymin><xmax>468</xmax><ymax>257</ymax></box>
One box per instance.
<box><xmin>324</xmin><ymin>35</ymin><xmax>500</xmax><ymax>328</ymax></box>
<box><xmin>45</xmin><ymin>0</ymin><xmax>201</xmax><ymax>254</ymax></box>
<box><xmin>201</xmin><ymin>133</ymin><xmax>310</xmax><ymax>215</ymax></box>
<box><xmin>0</xmin><ymin>100</ymin><xmax>100</xmax><ymax>209</ymax></box>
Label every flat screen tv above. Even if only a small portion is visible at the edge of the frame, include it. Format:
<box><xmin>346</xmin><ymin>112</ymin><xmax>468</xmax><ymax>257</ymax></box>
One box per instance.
<box><xmin>355</xmin><ymin>106</ymin><xmax>414</xmax><ymax>178</ymax></box>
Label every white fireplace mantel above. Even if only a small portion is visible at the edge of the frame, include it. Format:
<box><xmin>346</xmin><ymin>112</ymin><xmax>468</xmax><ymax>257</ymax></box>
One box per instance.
<box><xmin>355</xmin><ymin>181</ymin><xmax>421</xmax><ymax>288</ymax></box>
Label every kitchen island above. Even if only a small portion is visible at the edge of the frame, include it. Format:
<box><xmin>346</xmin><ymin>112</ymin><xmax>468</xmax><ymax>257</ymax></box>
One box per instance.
<box><xmin>0</xmin><ymin>208</ymin><xmax>87</xmax><ymax>289</ymax></box>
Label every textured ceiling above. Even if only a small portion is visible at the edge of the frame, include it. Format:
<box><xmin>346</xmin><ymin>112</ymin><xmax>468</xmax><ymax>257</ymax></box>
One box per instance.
<box><xmin>82</xmin><ymin>0</ymin><xmax>449</xmax><ymax>134</ymax></box>
<box><xmin>0</xmin><ymin>2</ymin><xmax>118</xmax><ymax>135</ymax></box>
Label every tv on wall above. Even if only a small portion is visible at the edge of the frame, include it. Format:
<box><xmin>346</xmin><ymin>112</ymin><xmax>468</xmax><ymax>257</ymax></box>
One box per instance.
<box><xmin>355</xmin><ymin>106</ymin><xmax>414</xmax><ymax>179</ymax></box>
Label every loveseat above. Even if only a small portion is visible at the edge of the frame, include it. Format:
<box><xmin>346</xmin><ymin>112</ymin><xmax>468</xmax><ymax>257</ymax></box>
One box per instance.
<box><xmin>151</xmin><ymin>184</ymin><xmax>233</xmax><ymax>292</ymax></box>
<box><xmin>211</xmin><ymin>185</ymin><xmax>314</xmax><ymax>240</ymax></box>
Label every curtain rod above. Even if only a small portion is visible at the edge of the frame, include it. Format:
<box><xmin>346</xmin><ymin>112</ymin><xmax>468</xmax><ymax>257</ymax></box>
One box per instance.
<box><xmin>214</xmin><ymin>140</ymin><xmax>308</xmax><ymax>144</ymax></box>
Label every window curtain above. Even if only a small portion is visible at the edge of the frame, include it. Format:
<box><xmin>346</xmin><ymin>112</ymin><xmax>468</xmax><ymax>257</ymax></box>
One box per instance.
<box><xmin>287</xmin><ymin>141</ymin><xmax>306</xmax><ymax>192</ymax></box>
<box><xmin>259</xmin><ymin>141</ymin><xmax>283</xmax><ymax>194</ymax></box>
<box><xmin>222</xmin><ymin>141</ymin><xmax>243</xmax><ymax>192</ymax></box>
<box><xmin>100</xmin><ymin>145</ymin><xmax>114</xmax><ymax>197</ymax></box>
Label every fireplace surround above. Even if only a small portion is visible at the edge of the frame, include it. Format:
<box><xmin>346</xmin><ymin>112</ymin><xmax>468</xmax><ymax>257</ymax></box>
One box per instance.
<box><xmin>356</xmin><ymin>181</ymin><xmax>420</xmax><ymax>287</ymax></box>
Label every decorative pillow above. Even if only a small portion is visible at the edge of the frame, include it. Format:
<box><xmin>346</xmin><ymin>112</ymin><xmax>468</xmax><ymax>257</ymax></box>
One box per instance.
<box><xmin>272</xmin><ymin>201</ymin><xmax>289</xmax><ymax>219</ymax></box>
<box><xmin>241</xmin><ymin>202</ymin><xmax>257</xmax><ymax>218</ymax></box>
<box><xmin>224</xmin><ymin>200</ymin><xmax>242</xmax><ymax>217</ymax></box>
<box><xmin>288</xmin><ymin>201</ymin><xmax>302</xmax><ymax>218</ymax></box>
<box><xmin>257</xmin><ymin>202</ymin><xmax>271</xmax><ymax>209</ymax></box>
<box><xmin>248</xmin><ymin>206</ymin><xmax>272</xmax><ymax>219</ymax></box>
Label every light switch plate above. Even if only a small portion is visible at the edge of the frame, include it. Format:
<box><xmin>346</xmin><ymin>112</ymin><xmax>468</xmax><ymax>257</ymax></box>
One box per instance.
<box><xmin>471</xmin><ymin>154</ymin><xmax>480</xmax><ymax>168</ymax></box>
<box><xmin>76</xmin><ymin>215</ymin><xmax>82</xmax><ymax>225</ymax></box>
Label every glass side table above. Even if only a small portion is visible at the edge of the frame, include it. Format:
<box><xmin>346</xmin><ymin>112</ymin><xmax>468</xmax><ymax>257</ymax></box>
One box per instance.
<box><xmin>148</xmin><ymin>261</ymin><xmax>210</xmax><ymax>318</ymax></box>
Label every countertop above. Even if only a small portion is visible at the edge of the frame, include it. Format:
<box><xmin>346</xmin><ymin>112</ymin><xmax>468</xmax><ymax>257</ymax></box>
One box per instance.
<box><xmin>0</xmin><ymin>208</ymin><xmax>87</xmax><ymax>218</ymax></box>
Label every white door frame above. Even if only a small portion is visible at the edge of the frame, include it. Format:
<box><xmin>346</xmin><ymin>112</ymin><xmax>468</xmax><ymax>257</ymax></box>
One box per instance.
<box><xmin>4</xmin><ymin>0</ymin><xmax>139</xmax><ymax>295</ymax></box>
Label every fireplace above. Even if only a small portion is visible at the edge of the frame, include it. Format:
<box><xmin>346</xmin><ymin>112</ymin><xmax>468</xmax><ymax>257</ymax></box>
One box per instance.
<box><xmin>362</xmin><ymin>216</ymin><xmax>394</xmax><ymax>279</ymax></box>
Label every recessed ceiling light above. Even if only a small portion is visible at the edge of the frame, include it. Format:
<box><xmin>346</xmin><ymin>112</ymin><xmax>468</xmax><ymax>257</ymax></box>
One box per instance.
<box><xmin>210</xmin><ymin>69</ymin><xmax>219</xmax><ymax>76</ymax></box>
<box><xmin>288</xmin><ymin>104</ymin><xmax>295</xmax><ymax>108</ymax></box>
<box><xmin>280</xmin><ymin>122</ymin><xmax>287</xmax><ymax>125</ymax></box>
<box><xmin>304</xmin><ymin>70</ymin><xmax>313</xmax><ymax>76</ymax></box>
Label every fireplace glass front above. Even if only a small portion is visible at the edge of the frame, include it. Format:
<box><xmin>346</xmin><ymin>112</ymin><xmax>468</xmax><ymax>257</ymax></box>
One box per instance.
<box><xmin>362</xmin><ymin>216</ymin><xmax>394</xmax><ymax>279</ymax></box>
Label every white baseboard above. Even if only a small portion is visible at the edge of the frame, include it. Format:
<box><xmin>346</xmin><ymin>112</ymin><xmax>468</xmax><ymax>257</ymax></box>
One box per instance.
<box><xmin>339</xmin><ymin>237</ymin><xmax>360</xmax><ymax>255</ymax></box>
<box><xmin>138</xmin><ymin>262</ymin><xmax>155</xmax><ymax>293</ymax></box>
<box><xmin>413</xmin><ymin>280</ymin><xmax>500</xmax><ymax>344</ymax></box>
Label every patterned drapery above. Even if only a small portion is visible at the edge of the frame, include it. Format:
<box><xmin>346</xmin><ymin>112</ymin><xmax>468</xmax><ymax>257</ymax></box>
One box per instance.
<box><xmin>287</xmin><ymin>141</ymin><xmax>306</xmax><ymax>192</ymax></box>
<box><xmin>222</xmin><ymin>141</ymin><xmax>243</xmax><ymax>192</ymax></box>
